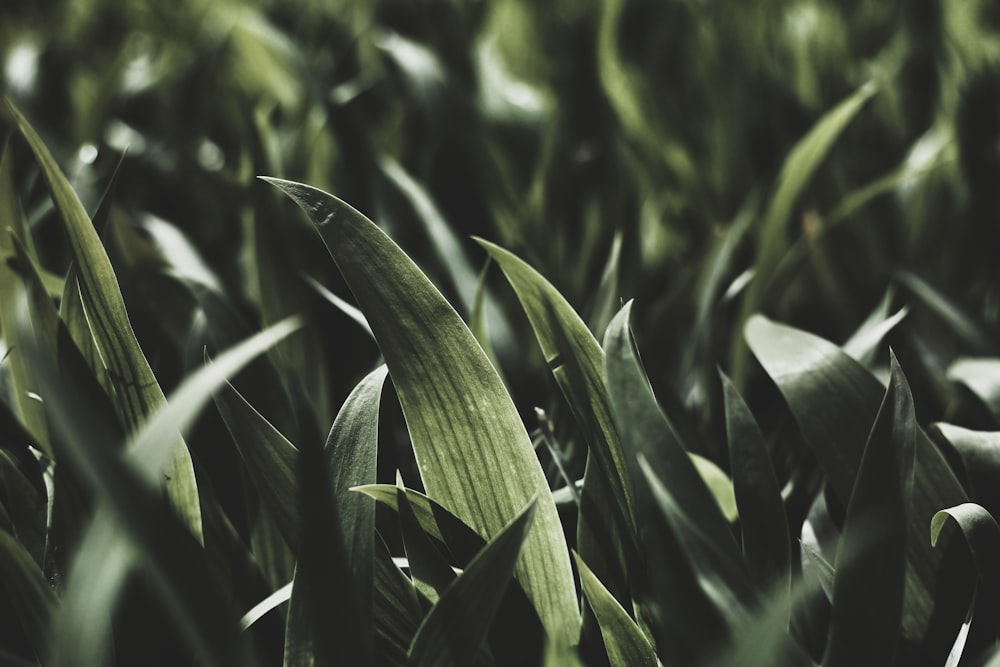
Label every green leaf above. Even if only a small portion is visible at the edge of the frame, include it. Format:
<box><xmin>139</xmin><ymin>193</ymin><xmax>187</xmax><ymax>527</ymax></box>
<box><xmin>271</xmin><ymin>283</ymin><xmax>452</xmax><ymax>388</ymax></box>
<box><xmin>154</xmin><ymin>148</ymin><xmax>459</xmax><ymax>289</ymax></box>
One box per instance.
<box><xmin>0</xmin><ymin>529</ymin><xmax>56</xmax><ymax>664</ymax></box>
<box><xmin>477</xmin><ymin>237</ymin><xmax>636</xmax><ymax>606</ymax></box>
<box><xmin>931</xmin><ymin>425</ymin><xmax>1000</xmax><ymax>521</ymax></box>
<box><xmin>823</xmin><ymin>353</ymin><xmax>915</xmax><ymax>667</ymax></box>
<box><xmin>213</xmin><ymin>379</ymin><xmax>302</xmax><ymax>552</ymax></box>
<box><xmin>0</xmin><ymin>144</ymin><xmax>50</xmax><ymax>455</ymax></box>
<box><xmin>720</xmin><ymin>371</ymin><xmax>791</xmax><ymax>593</ymax></box>
<box><xmin>573</xmin><ymin>552</ymin><xmax>658</xmax><ymax>667</ymax></box>
<box><xmin>745</xmin><ymin>316</ymin><xmax>970</xmax><ymax>657</ymax></box>
<box><xmin>240</xmin><ymin>582</ymin><xmax>293</xmax><ymax>631</ymax></box>
<box><xmin>640</xmin><ymin>457</ymin><xmax>757</xmax><ymax>630</ymax></box>
<box><xmin>408</xmin><ymin>498</ymin><xmax>537</xmax><ymax>667</ymax></box>
<box><xmin>841</xmin><ymin>290</ymin><xmax>907</xmax><ymax>366</ymax></box>
<box><xmin>930</xmin><ymin>503</ymin><xmax>1000</xmax><ymax>638</ymax></box>
<box><xmin>731</xmin><ymin>82</ymin><xmax>877</xmax><ymax>386</ymax></box>
<box><xmin>603</xmin><ymin>301</ymin><xmax>737</xmax><ymax>561</ymax></box>
<box><xmin>3</xmin><ymin>95</ymin><xmax>203</xmax><ymax>541</ymax></box>
<box><xmin>263</xmin><ymin>178</ymin><xmax>578</xmax><ymax>644</ymax></box>
<box><xmin>284</xmin><ymin>365</ymin><xmax>387</xmax><ymax>667</ymax></box>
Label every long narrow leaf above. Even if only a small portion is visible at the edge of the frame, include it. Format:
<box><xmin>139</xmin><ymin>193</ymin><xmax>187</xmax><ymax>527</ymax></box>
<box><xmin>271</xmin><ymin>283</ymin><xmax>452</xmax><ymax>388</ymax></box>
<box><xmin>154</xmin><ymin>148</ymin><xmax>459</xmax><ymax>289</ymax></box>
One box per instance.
<box><xmin>823</xmin><ymin>353</ymin><xmax>915</xmax><ymax>667</ymax></box>
<box><xmin>720</xmin><ymin>371</ymin><xmax>791</xmax><ymax>593</ymax></box>
<box><xmin>4</xmin><ymin>96</ymin><xmax>203</xmax><ymax>540</ymax></box>
<box><xmin>573</xmin><ymin>552</ymin><xmax>658</xmax><ymax>667</ymax></box>
<box><xmin>263</xmin><ymin>178</ymin><xmax>578</xmax><ymax>643</ymax></box>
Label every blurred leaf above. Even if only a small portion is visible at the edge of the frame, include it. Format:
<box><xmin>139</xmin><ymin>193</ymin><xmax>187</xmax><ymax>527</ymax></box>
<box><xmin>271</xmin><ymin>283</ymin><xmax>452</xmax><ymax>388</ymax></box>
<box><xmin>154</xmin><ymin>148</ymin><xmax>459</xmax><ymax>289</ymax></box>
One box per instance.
<box><xmin>841</xmin><ymin>291</ymin><xmax>907</xmax><ymax>367</ymax></box>
<box><xmin>408</xmin><ymin>498</ymin><xmax>537</xmax><ymax>667</ymax></box>
<box><xmin>0</xmin><ymin>450</ymin><xmax>46</xmax><ymax>567</ymax></box>
<box><xmin>0</xmin><ymin>529</ymin><xmax>56</xmax><ymax>664</ymax></box>
<box><xmin>240</xmin><ymin>582</ymin><xmax>293</xmax><ymax>632</ymax></box>
<box><xmin>264</xmin><ymin>178</ymin><xmax>579</xmax><ymax>644</ymax></box>
<box><xmin>732</xmin><ymin>82</ymin><xmax>877</xmax><ymax>386</ymax></box>
<box><xmin>931</xmin><ymin>503</ymin><xmax>1000</xmax><ymax>638</ymax></box>
<box><xmin>586</xmin><ymin>231</ymin><xmax>623</xmax><ymax>337</ymax></box>
<box><xmin>3</xmin><ymin>95</ymin><xmax>204</xmax><ymax>541</ymax></box>
<box><xmin>720</xmin><ymin>371</ymin><xmax>791</xmax><ymax>593</ymax></box>
<box><xmin>948</xmin><ymin>359</ymin><xmax>1000</xmax><ymax>421</ymax></box>
<box><xmin>746</xmin><ymin>316</ymin><xmax>971</xmax><ymax>657</ymax></box>
<box><xmin>823</xmin><ymin>354</ymin><xmax>915</xmax><ymax>667</ymax></box>
<box><xmin>895</xmin><ymin>271</ymin><xmax>994</xmax><ymax>356</ymax></box>
<box><xmin>303</xmin><ymin>274</ymin><xmax>373</xmax><ymax>339</ymax></box>
<box><xmin>0</xmin><ymin>144</ymin><xmax>50</xmax><ymax>455</ymax></box>
<box><xmin>213</xmin><ymin>378</ymin><xmax>301</xmax><ymax>552</ymax></box>
<box><xmin>479</xmin><ymin>237</ymin><xmax>635</xmax><ymax>603</ymax></box>
<box><xmin>573</xmin><ymin>552</ymin><xmax>658</xmax><ymax>667</ymax></box>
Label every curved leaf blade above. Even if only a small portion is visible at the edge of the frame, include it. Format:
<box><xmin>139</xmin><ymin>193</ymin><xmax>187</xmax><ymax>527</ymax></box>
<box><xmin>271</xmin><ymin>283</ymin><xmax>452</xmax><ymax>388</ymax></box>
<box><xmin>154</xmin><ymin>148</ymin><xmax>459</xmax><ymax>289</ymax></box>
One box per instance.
<box><xmin>931</xmin><ymin>503</ymin><xmax>1000</xmax><ymax>638</ymax></box>
<box><xmin>262</xmin><ymin>178</ymin><xmax>578</xmax><ymax>643</ymax></box>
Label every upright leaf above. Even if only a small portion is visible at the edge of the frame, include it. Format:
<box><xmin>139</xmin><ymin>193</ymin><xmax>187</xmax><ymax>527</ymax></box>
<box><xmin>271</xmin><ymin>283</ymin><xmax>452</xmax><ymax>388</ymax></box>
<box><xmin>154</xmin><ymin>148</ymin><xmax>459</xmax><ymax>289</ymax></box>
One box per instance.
<box><xmin>263</xmin><ymin>178</ymin><xmax>578</xmax><ymax>644</ymax></box>
<box><xmin>3</xmin><ymin>96</ymin><xmax>203</xmax><ymax>540</ymax></box>
<box><xmin>0</xmin><ymin>529</ymin><xmax>56</xmax><ymax>664</ymax></box>
<box><xmin>720</xmin><ymin>371</ymin><xmax>791</xmax><ymax>593</ymax></box>
<box><xmin>573</xmin><ymin>552</ymin><xmax>658</xmax><ymax>667</ymax></box>
<box><xmin>823</xmin><ymin>354</ymin><xmax>915</xmax><ymax>667</ymax></box>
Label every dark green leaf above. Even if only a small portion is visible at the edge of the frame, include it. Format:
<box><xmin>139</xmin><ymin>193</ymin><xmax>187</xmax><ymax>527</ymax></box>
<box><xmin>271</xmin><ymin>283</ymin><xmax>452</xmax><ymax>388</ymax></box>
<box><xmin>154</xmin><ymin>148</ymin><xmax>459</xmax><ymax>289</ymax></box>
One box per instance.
<box><xmin>947</xmin><ymin>359</ymin><xmax>1000</xmax><ymax>422</ymax></box>
<box><xmin>720</xmin><ymin>370</ymin><xmax>791</xmax><ymax>593</ymax></box>
<box><xmin>745</xmin><ymin>315</ymin><xmax>971</xmax><ymax>655</ymax></box>
<box><xmin>823</xmin><ymin>353</ymin><xmax>915</xmax><ymax>667</ymax></box>
<box><xmin>573</xmin><ymin>552</ymin><xmax>658</xmax><ymax>667</ymax></box>
<box><xmin>0</xmin><ymin>529</ymin><xmax>56</xmax><ymax>664</ymax></box>
<box><xmin>408</xmin><ymin>498</ymin><xmax>537</xmax><ymax>667</ymax></box>
<box><xmin>397</xmin><ymin>484</ymin><xmax>457</xmax><ymax>604</ymax></box>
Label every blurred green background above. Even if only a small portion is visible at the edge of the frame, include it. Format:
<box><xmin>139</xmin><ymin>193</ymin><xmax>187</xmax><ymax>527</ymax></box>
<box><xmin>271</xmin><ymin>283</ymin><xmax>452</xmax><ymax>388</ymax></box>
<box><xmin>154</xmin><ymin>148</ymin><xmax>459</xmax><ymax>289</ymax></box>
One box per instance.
<box><xmin>4</xmin><ymin>0</ymin><xmax>1000</xmax><ymax>525</ymax></box>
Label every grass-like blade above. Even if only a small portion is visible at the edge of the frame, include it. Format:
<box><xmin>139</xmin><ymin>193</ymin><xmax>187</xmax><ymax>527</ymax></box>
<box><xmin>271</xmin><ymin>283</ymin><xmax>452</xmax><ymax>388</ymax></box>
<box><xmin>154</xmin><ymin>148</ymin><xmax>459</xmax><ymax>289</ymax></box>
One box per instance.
<box><xmin>3</xmin><ymin>95</ymin><xmax>203</xmax><ymax>540</ymax></box>
<box><xmin>0</xmin><ymin>451</ymin><xmax>46</xmax><ymax>568</ymax></box>
<box><xmin>719</xmin><ymin>371</ymin><xmax>792</xmax><ymax>591</ymax></box>
<box><xmin>374</xmin><ymin>538</ymin><xmax>424</xmax><ymax>666</ymax></box>
<box><xmin>731</xmin><ymin>82</ymin><xmax>877</xmax><ymax>386</ymax></box>
<box><xmin>720</xmin><ymin>371</ymin><xmax>791</xmax><ymax>593</ymax></box>
<box><xmin>214</xmin><ymin>378</ymin><xmax>300</xmax><ymax>551</ymax></box>
<box><xmin>0</xmin><ymin>529</ymin><xmax>56</xmax><ymax>664</ymax></box>
<box><xmin>823</xmin><ymin>353</ymin><xmax>915</xmax><ymax>667</ymax></box>
<box><xmin>573</xmin><ymin>552</ymin><xmax>658</xmax><ymax>667</ymax></box>
<box><xmin>931</xmin><ymin>503</ymin><xmax>1000</xmax><ymax>638</ymax></box>
<box><xmin>895</xmin><ymin>271</ymin><xmax>994</xmax><ymax>356</ymax></box>
<box><xmin>241</xmin><ymin>582</ymin><xmax>293</xmax><ymax>631</ymax></box>
<box><xmin>408</xmin><ymin>498</ymin><xmax>537</xmax><ymax>667</ymax></box>
<box><xmin>478</xmin><ymin>238</ymin><xmax>636</xmax><ymax>606</ymax></box>
<box><xmin>604</xmin><ymin>301</ymin><xmax>739</xmax><ymax>566</ymax></box>
<box><xmin>746</xmin><ymin>315</ymin><xmax>971</xmax><ymax>657</ymax></box>
<box><xmin>0</xmin><ymin>144</ymin><xmax>50</xmax><ymax>456</ymax></box>
<box><xmin>262</xmin><ymin>178</ymin><xmax>578</xmax><ymax>644</ymax></box>
<box><xmin>931</xmin><ymin>425</ymin><xmax>1000</xmax><ymax>523</ymax></box>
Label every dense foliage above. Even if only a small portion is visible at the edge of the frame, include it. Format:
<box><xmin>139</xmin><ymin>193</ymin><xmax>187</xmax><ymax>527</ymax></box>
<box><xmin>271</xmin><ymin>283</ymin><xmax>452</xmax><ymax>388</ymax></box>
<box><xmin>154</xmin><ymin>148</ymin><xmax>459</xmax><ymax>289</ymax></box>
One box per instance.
<box><xmin>3</xmin><ymin>0</ymin><xmax>1000</xmax><ymax>665</ymax></box>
